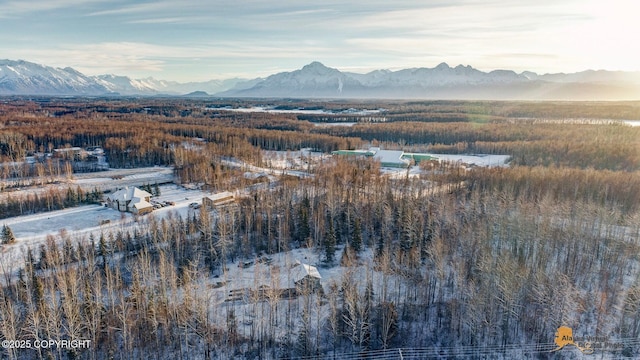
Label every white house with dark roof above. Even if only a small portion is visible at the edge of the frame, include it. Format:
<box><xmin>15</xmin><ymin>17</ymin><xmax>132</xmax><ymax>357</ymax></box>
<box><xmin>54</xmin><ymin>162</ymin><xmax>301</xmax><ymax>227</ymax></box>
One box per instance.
<box><xmin>106</xmin><ymin>186</ymin><xmax>153</xmax><ymax>215</ymax></box>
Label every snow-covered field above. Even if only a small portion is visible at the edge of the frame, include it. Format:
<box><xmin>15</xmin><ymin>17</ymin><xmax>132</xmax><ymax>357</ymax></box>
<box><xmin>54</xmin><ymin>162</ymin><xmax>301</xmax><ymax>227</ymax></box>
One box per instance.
<box><xmin>73</xmin><ymin>166</ymin><xmax>174</xmax><ymax>187</ymax></box>
<box><xmin>0</xmin><ymin>184</ymin><xmax>221</xmax><ymax>271</ymax></box>
<box><xmin>0</xmin><ymin>166</ymin><xmax>174</xmax><ymax>202</ymax></box>
<box><xmin>206</xmin><ymin>106</ymin><xmax>384</xmax><ymax>116</ymax></box>
<box><xmin>2</xmin><ymin>184</ymin><xmax>213</xmax><ymax>241</ymax></box>
<box><xmin>2</xmin><ymin>204</ymin><xmax>124</xmax><ymax>239</ymax></box>
<box><xmin>430</xmin><ymin>153</ymin><xmax>511</xmax><ymax>167</ymax></box>
<box><xmin>382</xmin><ymin>154</ymin><xmax>511</xmax><ymax>179</ymax></box>
<box><xmin>313</xmin><ymin>122</ymin><xmax>357</xmax><ymax>127</ymax></box>
<box><xmin>262</xmin><ymin>148</ymin><xmax>326</xmax><ymax>170</ymax></box>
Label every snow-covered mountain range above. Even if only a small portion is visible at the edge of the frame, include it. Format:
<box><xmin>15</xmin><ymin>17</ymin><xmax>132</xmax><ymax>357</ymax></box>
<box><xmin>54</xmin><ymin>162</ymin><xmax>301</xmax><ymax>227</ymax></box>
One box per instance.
<box><xmin>219</xmin><ymin>61</ymin><xmax>640</xmax><ymax>100</ymax></box>
<box><xmin>0</xmin><ymin>60</ymin><xmax>109</xmax><ymax>95</ymax></box>
<box><xmin>0</xmin><ymin>59</ymin><xmax>251</xmax><ymax>96</ymax></box>
<box><xmin>1</xmin><ymin>59</ymin><xmax>639</xmax><ymax>100</ymax></box>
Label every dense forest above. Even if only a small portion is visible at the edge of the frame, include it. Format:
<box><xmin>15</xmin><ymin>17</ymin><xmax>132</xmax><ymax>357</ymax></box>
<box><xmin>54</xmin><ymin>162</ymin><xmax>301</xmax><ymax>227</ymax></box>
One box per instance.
<box><xmin>0</xmin><ymin>98</ymin><xmax>639</xmax><ymax>359</ymax></box>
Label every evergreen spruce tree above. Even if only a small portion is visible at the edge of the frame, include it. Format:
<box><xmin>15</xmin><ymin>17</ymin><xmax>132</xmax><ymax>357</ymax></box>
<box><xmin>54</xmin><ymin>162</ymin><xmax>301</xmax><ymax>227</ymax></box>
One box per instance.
<box><xmin>324</xmin><ymin>218</ymin><xmax>337</xmax><ymax>264</ymax></box>
<box><xmin>351</xmin><ymin>216</ymin><xmax>362</xmax><ymax>253</ymax></box>
<box><xmin>1</xmin><ymin>224</ymin><xmax>16</xmax><ymax>244</ymax></box>
<box><xmin>32</xmin><ymin>273</ymin><xmax>44</xmax><ymax>308</ymax></box>
<box><xmin>65</xmin><ymin>187</ymin><xmax>77</xmax><ymax>207</ymax></box>
<box><xmin>400</xmin><ymin>205</ymin><xmax>415</xmax><ymax>251</ymax></box>
<box><xmin>98</xmin><ymin>233</ymin><xmax>108</xmax><ymax>270</ymax></box>
<box><xmin>38</xmin><ymin>244</ymin><xmax>48</xmax><ymax>269</ymax></box>
<box><xmin>63</xmin><ymin>238</ymin><xmax>78</xmax><ymax>264</ymax></box>
<box><xmin>376</xmin><ymin>234</ymin><xmax>385</xmax><ymax>257</ymax></box>
<box><xmin>297</xmin><ymin>195</ymin><xmax>311</xmax><ymax>243</ymax></box>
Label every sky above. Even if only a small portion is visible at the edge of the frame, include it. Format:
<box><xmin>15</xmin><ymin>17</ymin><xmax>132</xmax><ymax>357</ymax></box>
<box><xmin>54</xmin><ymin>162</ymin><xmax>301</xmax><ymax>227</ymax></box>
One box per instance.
<box><xmin>0</xmin><ymin>0</ymin><xmax>637</xmax><ymax>82</ymax></box>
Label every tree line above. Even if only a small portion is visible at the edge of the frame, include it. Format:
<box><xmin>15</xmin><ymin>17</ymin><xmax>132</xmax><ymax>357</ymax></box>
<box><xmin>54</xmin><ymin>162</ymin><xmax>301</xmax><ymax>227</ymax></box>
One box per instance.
<box><xmin>1</xmin><ymin>98</ymin><xmax>639</xmax><ymax>358</ymax></box>
<box><xmin>1</xmin><ymin>154</ymin><xmax>638</xmax><ymax>358</ymax></box>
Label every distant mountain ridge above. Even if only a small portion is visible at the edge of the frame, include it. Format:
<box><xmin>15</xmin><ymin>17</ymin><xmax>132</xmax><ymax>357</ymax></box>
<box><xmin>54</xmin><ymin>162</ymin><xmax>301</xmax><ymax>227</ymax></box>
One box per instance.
<box><xmin>219</xmin><ymin>61</ymin><xmax>640</xmax><ymax>100</ymax></box>
<box><xmin>0</xmin><ymin>59</ymin><xmax>251</xmax><ymax>96</ymax></box>
<box><xmin>1</xmin><ymin>59</ymin><xmax>639</xmax><ymax>100</ymax></box>
<box><xmin>0</xmin><ymin>59</ymin><xmax>109</xmax><ymax>95</ymax></box>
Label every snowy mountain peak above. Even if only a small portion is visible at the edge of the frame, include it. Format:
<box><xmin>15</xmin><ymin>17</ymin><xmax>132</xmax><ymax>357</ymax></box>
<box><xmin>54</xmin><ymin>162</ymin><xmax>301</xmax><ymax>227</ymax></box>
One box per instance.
<box><xmin>0</xmin><ymin>59</ymin><xmax>31</xmax><ymax>66</ymax></box>
<box><xmin>0</xmin><ymin>59</ymin><xmax>110</xmax><ymax>95</ymax></box>
<box><xmin>454</xmin><ymin>64</ymin><xmax>474</xmax><ymax>71</ymax></box>
<box><xmin>300</xmin><ymin>61</ymin><xmax>337</xmax><ymax>75</ymax></box>
<box><xmin>520</xmin><ymin>71</ymin><xmax>539</xmax><ymax>80</ymax></box>
<box><xmin>435</xmin><ymin>62</ymin><xmax>451</xmax><ymax>70</ymax></box>
<box><xmin>303</xmin><ymin>61</ymin><xmax>327</xmax><ymax>69</ymax></box>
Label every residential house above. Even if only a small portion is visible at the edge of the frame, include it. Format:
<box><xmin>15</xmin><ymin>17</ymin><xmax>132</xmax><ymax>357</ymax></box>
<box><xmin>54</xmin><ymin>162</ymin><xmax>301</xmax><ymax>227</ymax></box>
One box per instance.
<box><xmin>106</xmin><ymin>186</ymin><xmax>153</xmax><ymax>215</ymax></box>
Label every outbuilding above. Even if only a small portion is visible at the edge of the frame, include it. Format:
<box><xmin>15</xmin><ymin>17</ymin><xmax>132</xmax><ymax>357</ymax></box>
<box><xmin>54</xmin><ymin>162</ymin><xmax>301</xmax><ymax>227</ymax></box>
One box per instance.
<box><xmin>291</xmin><ymin>262</ymin><xmax>322</xmax><ymax>293</ymax></box>
<box><xmin>203</xmin><ymin>191</ymin><xmax>235</xmax><ymax>209</ymax></box>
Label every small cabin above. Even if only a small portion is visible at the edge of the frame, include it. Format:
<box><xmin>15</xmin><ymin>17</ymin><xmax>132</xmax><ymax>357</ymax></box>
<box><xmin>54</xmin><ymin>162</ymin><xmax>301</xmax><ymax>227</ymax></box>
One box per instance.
<box><xmin>291</xmin><ymin>262</ymin><xmax>322</xmax><ymax>294</ymax></box>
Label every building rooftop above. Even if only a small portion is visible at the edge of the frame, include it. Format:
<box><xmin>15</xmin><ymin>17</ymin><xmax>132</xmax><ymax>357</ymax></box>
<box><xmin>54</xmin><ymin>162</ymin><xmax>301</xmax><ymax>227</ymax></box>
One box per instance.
<box><xmin>205</xmin><ymin>191</ymin><xmax>234</xmax><ymax>202</ymax></box>
<box><xmin>332</xmin><ymin>147</ymin><xmax>411</xmax><ymax>167</ymax></box>
<box><xmin>107</xmin><ymin>186</ymin><xmax>152</xmax><ymax>203</ymax></box>
<box><xmin>373</xmin><ymin>149</ymin><xmax>409</xmax><ymax>166</ymax></box>
<box><xmin>291</xmin><ymin>262</ymin><xmax>321</xmax><ymax>283</ymax></box>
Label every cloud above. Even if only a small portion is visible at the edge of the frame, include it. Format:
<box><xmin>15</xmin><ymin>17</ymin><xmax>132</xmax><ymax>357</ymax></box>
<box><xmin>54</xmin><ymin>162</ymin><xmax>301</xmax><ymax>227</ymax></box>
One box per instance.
<box><xmin>8</xmin><ymin>42</ymin><xmax>171</xmax><ymax>74</ymax></box>
<box><xmin>0</xmin><ymin>0</ymin><xmax>109</xmax><ymax>17</ymax></box>
<box><xmin>87</xmin><ymin>1</ymin><xmax>177</xmax><ymax>17</ymax></box>
<box><xmin>1</xmin><ymin>0</ymin><xmax>638</xmax><ymax>80</ymax></box>
<box><xmin>4</xmin><ymin>40</ymin><xmax>339</xmax><ymax>79</ymax></box>
<box><xmin>127</xmin><ymin>17</ymin><xmax>199</xmax><ymax>25</ymax></box>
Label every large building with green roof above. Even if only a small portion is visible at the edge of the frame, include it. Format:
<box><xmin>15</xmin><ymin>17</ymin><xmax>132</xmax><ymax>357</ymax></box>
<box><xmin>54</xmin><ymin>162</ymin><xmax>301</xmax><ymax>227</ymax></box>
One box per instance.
<box><xmin>332</xmin><ymin>147</ymin><xmax>435</xmax><ymax>168</ymax></box>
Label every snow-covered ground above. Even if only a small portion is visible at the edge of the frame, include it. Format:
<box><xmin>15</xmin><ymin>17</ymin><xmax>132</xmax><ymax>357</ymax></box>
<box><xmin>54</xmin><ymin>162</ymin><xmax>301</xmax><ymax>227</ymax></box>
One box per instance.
<box><xmin>203</xmin><ymin>245</ymin><xmax>387</xmax><ymax>342</ymax></box>
<box><xmin>430</xmin><ymin>153</ymin><xmax>511</xmax><ymax>167</ymax></box>
<box><xmin>206</xmin><ymin>106</ymin><xmax>384</xmax><ymax>116</ymax></box>
<box><xmin>2</xmin><ymin>184</ymin><xmax>214</xmax><ymax>241</ymax></box>
<box><xmin>72</xmin><ymin>166</ymin><xmax>174</xmax><ymax>187</ymax></box>
<box><xmin>313</xmin><ymin>122</ymin><xmax>357</xmax><ymax>127</ymax></box>
<box><xmin>2</xmin><ymin>204</ymin><xmax>124</xmax><ymax>240</ymax></box>
<box><xmin>0</xmin><ymin>166</ymin><xmax>174</xmax><ymax>202</ymax></box>
<box><xmin>261</xmin><ymin>148</ymin><xmax>326</xmax><ymax>171</ymax></box>
<box><xmin>381</xmin><ymin>165</ymin><xmax>424</xmax><ymax>179</ymax></box>
<box><xmin>0</xmin><ymin>184</ymin><xmax>223</xmax><ymax>271</ymax></box>
<box><xmin>381</xmin><ymin>154</ymin><xmax>511</xmax><ymax>179</ymax></box>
